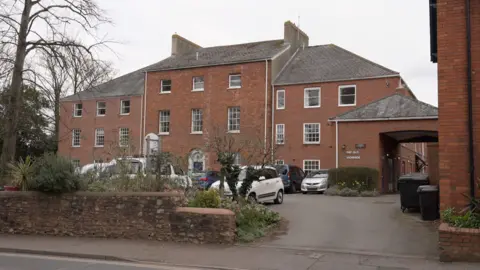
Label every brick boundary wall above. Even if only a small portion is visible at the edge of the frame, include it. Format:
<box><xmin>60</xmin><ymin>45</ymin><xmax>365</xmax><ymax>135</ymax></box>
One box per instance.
<box><xmin>439</xmin><ymin>223</ymin><xmax>480</xmax><ymax>262</ymax></box>
<box><xmin>0</xmin><ymin>192</ymin><xmax>236</xmax><ymax>244</ymax></box>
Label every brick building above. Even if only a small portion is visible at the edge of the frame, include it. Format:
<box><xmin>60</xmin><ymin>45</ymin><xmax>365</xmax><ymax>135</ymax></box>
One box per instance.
<box><xmin>429</xmin><ymin>0</ymin><xmax>480</xmax><ymax>210</ymax></box>
<box><xmin>58</xmin><ymin>21</ymin><xmax>437</xmax><ymax>192</ymax></box>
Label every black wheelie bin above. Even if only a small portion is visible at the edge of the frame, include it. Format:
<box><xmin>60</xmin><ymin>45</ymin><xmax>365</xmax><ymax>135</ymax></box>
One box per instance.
<box><xmin>397</xmin><ymin>173</ymin><xmax>429</xmax><ymax>212</ymax></box>
<box><xmin>417</xmin><ymin>185</ymin><xmax>440</xmax><ymax>220</ymax></box>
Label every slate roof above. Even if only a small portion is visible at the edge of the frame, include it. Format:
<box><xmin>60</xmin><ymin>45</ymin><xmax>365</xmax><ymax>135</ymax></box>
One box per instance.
<box><xmin>146</xmin><ymin>39</ymin><xmax>288</xmax><ymax>72</ymax></box>
<box><xmin>61</xmin><ymin>63</ymin><xmax>157</xmax><ymax>101</ymax></box>
<box><xmin>274</xmin><ymin>44</ymin><xmax>399</xmax><ymax>85</ymax></box>
<box><xmin>330</xmin><ymin>94</ymin><xmax>438</xmax><ymax>121</ymax></box>
<box><xmin>62</xmin><ymin>40</ymin><xmax>289</xmax><ymax>101</ymax></box>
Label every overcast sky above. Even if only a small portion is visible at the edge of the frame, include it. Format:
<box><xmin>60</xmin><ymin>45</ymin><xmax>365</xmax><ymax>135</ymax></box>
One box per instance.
<box><xmin>99</xmin><ymin>0</ymin><xmax>438</xmax><ymax>106</ymax></box>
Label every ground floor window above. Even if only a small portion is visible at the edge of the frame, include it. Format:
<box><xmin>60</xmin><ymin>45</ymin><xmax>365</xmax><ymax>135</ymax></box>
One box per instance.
<box><xmin>303</xmin><ymin>160</ymin><xmax>320</xmax><ymax>175</ymax></box>
<box><xmin>275</xmin><ymin>160</ymin><xmax>284</xmax><ymax>165</ymax></box>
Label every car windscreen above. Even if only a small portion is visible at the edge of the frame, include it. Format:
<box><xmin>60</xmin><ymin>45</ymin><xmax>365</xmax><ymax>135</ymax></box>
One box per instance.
<box><xmin>274</xmin><ymin>165</ymin><xmax>287</xmax><ymax>175</ymax></box>
<box><xmin>307</xmin><ymin>170</ymin><xmax>328</xmax><ymax>178</ymax></box>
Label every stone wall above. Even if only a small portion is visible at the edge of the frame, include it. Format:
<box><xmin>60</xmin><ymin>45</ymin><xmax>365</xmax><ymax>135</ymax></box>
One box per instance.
<box><xmin>0</xmin><ymin>192</ymin><xmax>235</xmax><ymax>244</ymax></box>
<box><xmin>439</xmin><ymin>223</ymin><xmax>480</xmax><ymax>262</ymax></box>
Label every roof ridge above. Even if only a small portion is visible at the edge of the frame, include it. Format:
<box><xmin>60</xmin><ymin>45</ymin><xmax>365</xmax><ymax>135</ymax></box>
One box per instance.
<box><xmin>274</xmin><ymin>48</ymin><xmax>300</xmax><ymax>83</ymax></box>
<box><xmin>394</xmin><ymin>91</ymin><xmax>438</xmax><ymax>109</ymax></box>
<box><xmin>330</xmin><ymin>44</ymin><xmax>399</xmax><ymax>75</ymax></box>
<box><xmin>198</xmin><ymin>39</ymin><xmax>284</xmax><ymax>50</ymax></box>
<box><xmin>330</xmin><ymin>93</ymin><xmax>400</xmax><ymax>120</ymax></box>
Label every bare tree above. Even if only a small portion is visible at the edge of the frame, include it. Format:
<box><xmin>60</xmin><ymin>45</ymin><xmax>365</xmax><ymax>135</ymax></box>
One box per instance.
<box><xmin>0</xmin><ymin>0</ymin><xmax>112</xmax><ymax>170</ymax></box>
<box><xmin>30</xmin><ymin>47</ymin><xmax>113</xmax><ymax>151</ymax></box>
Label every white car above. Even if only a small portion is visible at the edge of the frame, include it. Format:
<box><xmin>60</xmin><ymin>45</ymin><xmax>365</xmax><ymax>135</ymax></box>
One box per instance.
<box><xmin>80</xmin><ymin>158</ymin><xmax>192</xmax><ymax>188</ymax></box>
<box><xmin>301</xmin><ymin>170</ymin><xmax>329</xmax><ymax>194</ymax></box>
<box><xmin>210</xmin><ymin>166</ymin><xmax>284</xmax><ymax>204</ymax></box>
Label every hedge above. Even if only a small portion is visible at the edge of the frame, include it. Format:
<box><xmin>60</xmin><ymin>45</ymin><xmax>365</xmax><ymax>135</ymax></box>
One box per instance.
<box><xmin>327</xmin><ymin>167</ymin><xmax>379</xmax><ymax>191</ymax></box>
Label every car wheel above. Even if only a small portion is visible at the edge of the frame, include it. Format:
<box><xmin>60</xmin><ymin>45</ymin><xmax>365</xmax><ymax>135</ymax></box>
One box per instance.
<box><xmin>302</xmin><ymin>192</ymin><xmax>307</xmax><ymax>194</ymax></box>
<box><xmin>248</xmin><ymin>193</ymin><xmax>257</xmax><ymax>204</ymax></box>
<box><xmin>274</xmin><ymin>190</ymin><xmax>284</xmax><ymax>204</ymax></box>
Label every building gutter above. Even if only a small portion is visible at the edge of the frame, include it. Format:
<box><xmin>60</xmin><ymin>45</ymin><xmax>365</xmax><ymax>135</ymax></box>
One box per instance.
<box><xmin>328</xmin><ymin>116</ymin><xmax>438</xmax><ymax>123</ymax></box>
<box><xmin>142</xmin><ymin>72</ymin><xmax>148</xmax><ymax>156</ymax></box>
<box><xmin>274</xmin><ymin>74</ymin><xmax>400</xmax><ymax>87</ymax></box>
<box><xmin>466</xmin><ymin>0</ymin><xmax>476</xmax><ymax>201</ymax></box>
<box><xmin>264</xmin><ymin>60</ymin><xmax>268</xmax><ymax>154</ymax></box>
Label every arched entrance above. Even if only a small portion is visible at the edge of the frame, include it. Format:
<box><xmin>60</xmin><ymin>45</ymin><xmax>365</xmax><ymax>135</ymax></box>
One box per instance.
<box><xmin>189</xmin><ymin>149</ymin><xmax>205</xmax><ymax>173</ymax></box>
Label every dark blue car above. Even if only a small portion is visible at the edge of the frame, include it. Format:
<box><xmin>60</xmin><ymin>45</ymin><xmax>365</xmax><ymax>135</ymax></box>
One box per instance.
<box><xmin>194</xmin><ymin>171</ymin><xmax>221</xmax><ymax>190</ymax></box>
<box><xmin>274</xmin><ymin>164</ymin><xmax>305</xmax><ymax>193</ymax></box>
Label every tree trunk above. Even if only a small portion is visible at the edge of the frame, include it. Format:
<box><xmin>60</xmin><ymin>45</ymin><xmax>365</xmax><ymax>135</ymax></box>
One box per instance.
<box><xmin>0</xmin><ymin>1</ymin><xmax>33</xmax><ymax>170</ymax></box>
<box><xmin>53</xmin><ymin>88</ymin><xmax>61</xmax><ymax>153</ymax></box>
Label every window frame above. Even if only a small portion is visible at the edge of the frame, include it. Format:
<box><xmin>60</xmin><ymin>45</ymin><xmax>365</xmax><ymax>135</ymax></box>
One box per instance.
<box><xmin>228</xmin><ymin>74</ymin><xmax>242</xmax><ymax>89</ymax></box>
<box><xmin>73</xmin><ymin>103</ymin><xmax>83</xmax><ymax>117</ymax></box>
<box><xmin>303</xmin><ymin>123</ymin><xmax>321</xmax><ymax>144</ymax></box>
<box><xmin>276</xmin><ymin>124</ymin><xmax>285</xmax><ymax>145</ymax></box>
<box><xmin>303</xmin><ymin>160</ymin><xmax>320</xmax><ymax>175</ymax></box>
<box><xmin>94</xmin><ymin>128</ymin><xmax>105</xmax><ymax>147</ymax></box>
<box><xmin>304</xmin><ymin>87</ymin><xmax>321</xmax><ymax>108</ymax></box>
<box><xmin>160</xmin><ymin>79</ymin><xmax>172</xmax><ymax>94</ymax></box>
<box><xmin>191</xmin><ymin>108</ymin><xmax>203</xmax><ymax>134</ymax></box>
<box><xmin>275</xmin><ymin>160</ymin><xmax>284</xmax><ymax>165</ymax></box>
<box><xmin>72</xmin><ymin>129</ymin><xmax>81</xmax><ymax>147</ymax></box>
<box><xmin>192</xmin><ymin>76</ymin><xmax>204</xmax><ymax>91</ymax></box>
<box><xmin>119</xmin><ymin>127</ymin><xmax>130</xmax><ymax>147</ymax></box>
<box><xmin>276</xmin><ymin>89</ymin><xmax>285</xmax><ymax>110</ymax></box>
<box><xmin>120</xmin><ymin>100</ymin><xmax>131</xmax><ymax>115</ymax></box>
<box><xmin>96</xmin><ymin>101</ymin><xmax>106</xmax><ymax>116</ymax></box>
<box><xmin>338</xmin><ymin>85</ymin><xmax>357</xmax><ymax>107</ymax></box>
<box><xmin>159</xmin><ymin>110</ymin><xmax>170</xmax><ymax>135</ymax></box>
<box><xmin>227</xmin><ymin>106</ymin><xmax>241</xmax><ymax>133</ymax></box>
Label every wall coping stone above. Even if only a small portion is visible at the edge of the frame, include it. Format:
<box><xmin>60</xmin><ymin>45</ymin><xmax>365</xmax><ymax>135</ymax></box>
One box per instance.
<box><xmin>176</xmin><ymin>207</ymin><xmax>235</xmax><ymax>216</ymax></box>
<box><xmin>0</xmin><ymin>191</ymin><xmax>184</xmax><ymax>198</ymax></box>
<box><xmin>439</xmin><ymin>222</ymin><xmax>480</xmax><ymax>235</ymax></box>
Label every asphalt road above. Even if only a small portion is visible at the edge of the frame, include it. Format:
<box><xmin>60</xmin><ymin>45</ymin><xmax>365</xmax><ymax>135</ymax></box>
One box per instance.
<box><xmin>0</xmin><ymin>253</ymin><xmax>200</xmax><ymax>270</ymax></box>
<box><xmin>267</xmin><ymin>193</ymin><xmax>439</xmax><ymax>258</ymax></box>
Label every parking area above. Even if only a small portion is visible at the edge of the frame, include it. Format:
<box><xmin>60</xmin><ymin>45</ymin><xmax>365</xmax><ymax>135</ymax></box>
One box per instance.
<box><xmin>265</xmin><ymin>194</ymin><xmax>439</xmax><ymax>258</ymax></box>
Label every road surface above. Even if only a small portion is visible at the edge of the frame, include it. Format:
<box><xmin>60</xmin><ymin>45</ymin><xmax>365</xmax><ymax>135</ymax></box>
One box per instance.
<box><xmin>0</xmin><ymin>253</ymin><xmax>202</xmax><ymax>270</ymax></box>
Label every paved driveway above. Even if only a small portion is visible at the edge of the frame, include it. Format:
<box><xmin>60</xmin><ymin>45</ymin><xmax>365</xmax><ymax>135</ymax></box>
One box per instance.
<box><xmin>265</xmin><ymin>194</ymin><xmax>438</xmax><ymax>258</ymax></box>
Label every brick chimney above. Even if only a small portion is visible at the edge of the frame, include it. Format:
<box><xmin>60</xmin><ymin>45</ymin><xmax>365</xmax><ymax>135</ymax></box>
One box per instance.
<box><xmin>395</xmin><ymin>78</ymin><xmax>409</xmax><ymax>96</ymax></box>
<box><xmin>284</xmin><ymin>21</ymin><xmax>309</xmax><ymax>54</ymax></box>
<box><xmin>171</xmin><ymin>34</ymin><xmax>202</xmax><ymax>56</ymax></box>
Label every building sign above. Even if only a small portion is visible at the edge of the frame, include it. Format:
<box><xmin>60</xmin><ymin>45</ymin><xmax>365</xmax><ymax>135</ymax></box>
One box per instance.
<box><xmin>345</xmin><ymin>150</ymin><xmax>360</xmax><ymax>160</ymax></box>
<box><xmin>355</xmin><ymin>143</ymin><xmax>366</xmax><ymax>149</ymax></box>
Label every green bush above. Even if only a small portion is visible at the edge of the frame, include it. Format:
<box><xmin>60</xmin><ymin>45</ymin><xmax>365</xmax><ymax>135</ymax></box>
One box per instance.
<box><xmin>328</xmin><ymin>167</ymin><xmax>378</xmax><ymax>191</ymax></box>
<box><xmin>324</xmin><ymin>186</ymin><xmax>340</xmax><ymax>196</ymax></box>
<box><xmin>219</xmin><ymin>198</ymin><xmax>281</xmax><ymax>242</ymax></box>
<box><xmin>338</xmin><ymin>187</ymin><xmax>359</xmax><ymax>197</ymax></box>
<box><xmin>7</xmin><ymin>156</ymin><xmax>35</xmax><ymax>191</ymax></box>
<box><xmin>188</xmin><ymin>189</ymin><xmax>221</xmax><ymax>208</ymax></box>
<box><xmin>442</xmin><ymin>208</ymin><xmax>480</xmax><ymax>229</ymax></box>
<box><xmin>32</xmin><ymin>153</ymin><xmax>80</xmax><ymax>193</ymax></box>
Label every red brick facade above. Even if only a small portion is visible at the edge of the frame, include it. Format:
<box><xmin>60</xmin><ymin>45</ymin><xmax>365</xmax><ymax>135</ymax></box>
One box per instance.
<box><xmin>58</xmin><ymin>96</ymin><xmax>143</xmax><ymax>165</ymax></box>
<box><xmin>144</xmin><ymin>61</ymin><xmax>273</xmax><ymax>169</ymax></box>
<box><xmin>437</xmin><ymin>0</ymin><xmax>480</xmax><ymax>210</ymax></box>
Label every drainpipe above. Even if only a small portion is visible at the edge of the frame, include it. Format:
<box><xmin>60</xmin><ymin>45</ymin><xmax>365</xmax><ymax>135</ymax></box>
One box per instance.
<box><xmin>143</xmin><ymin>72</ymin><xmax>148</xmax><ymax>156</ymax></box>
<box><xmin>264</xmin><ymin>60</ymin><xmax>268</xmax><ymax>154</ymax></box>
<box><xmin>271</xmin><ymin>84</ymin><xmax>275</xmax><ymax>161</ymax></box>
<box><xmin>466</xmin><ymin>0</ymin><xmax>476</xmax><ymax>201</ymax></box>
<box><xmin>335</xmin><ymin>120</ymin><xmax>339</xmax><ymax>168</ymax></box>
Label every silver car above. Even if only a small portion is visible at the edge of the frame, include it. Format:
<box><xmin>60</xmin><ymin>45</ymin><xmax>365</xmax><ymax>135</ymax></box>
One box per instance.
<box><xmin>301</xmin><ymin>170</ymin><xmax>329</xmax><ymax>194</ymax></box>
